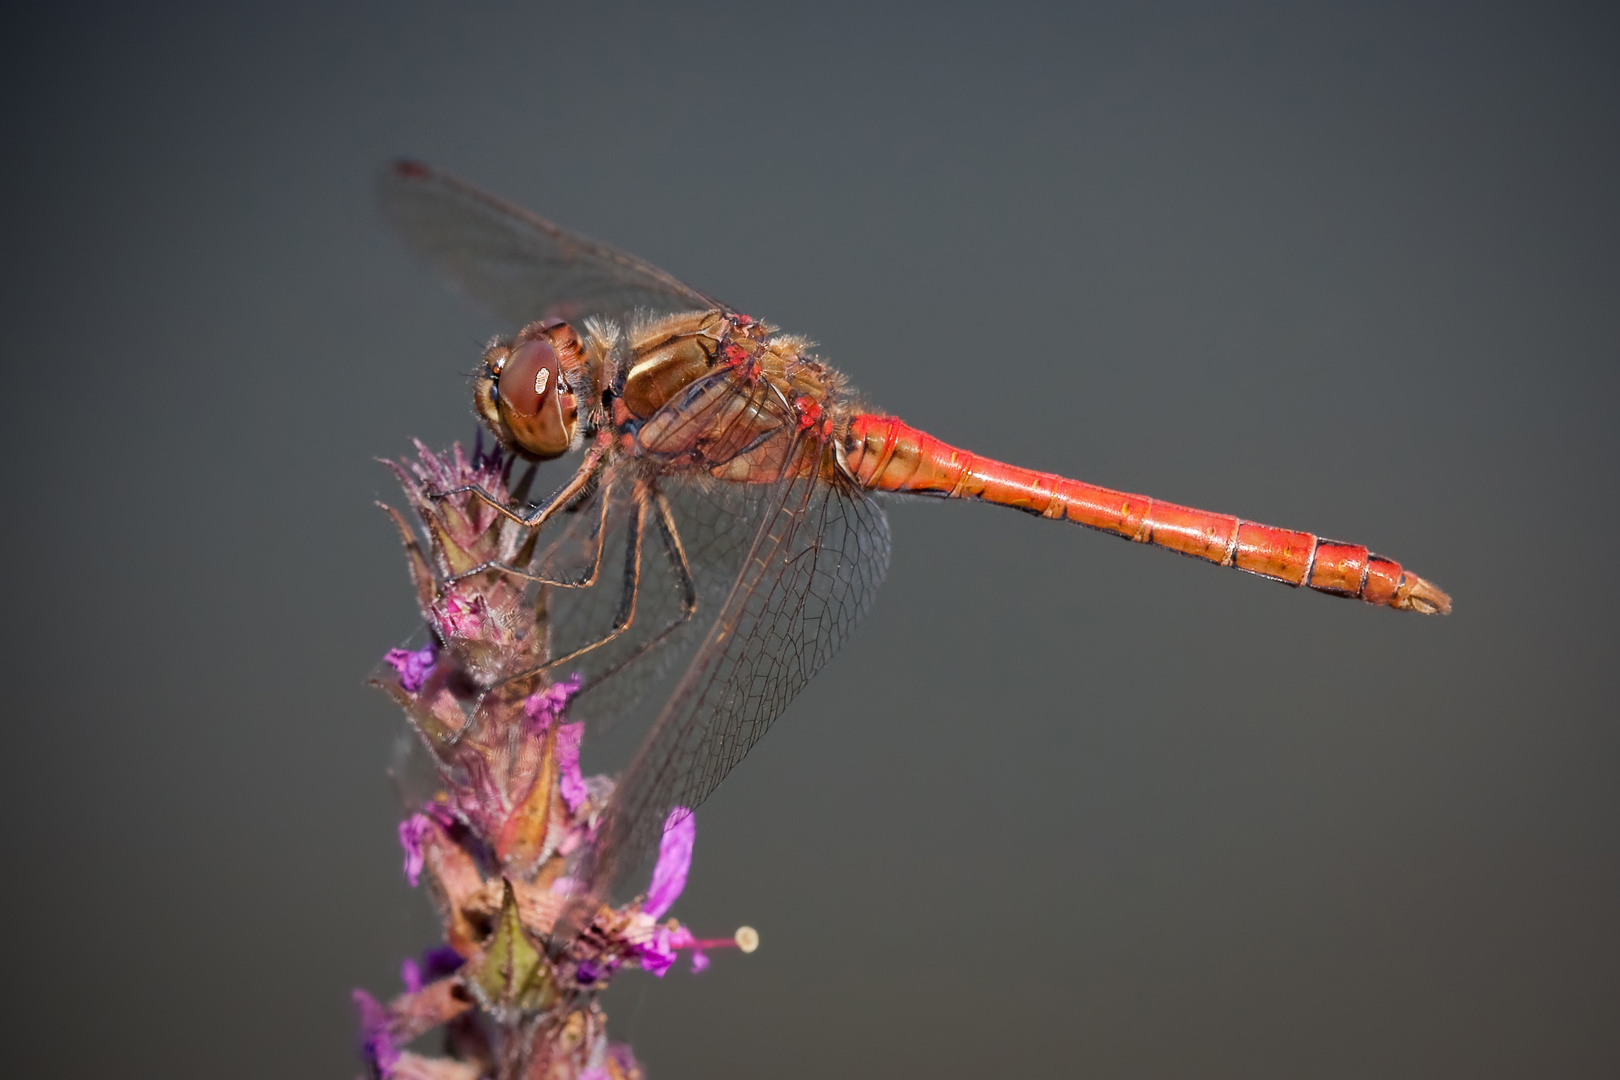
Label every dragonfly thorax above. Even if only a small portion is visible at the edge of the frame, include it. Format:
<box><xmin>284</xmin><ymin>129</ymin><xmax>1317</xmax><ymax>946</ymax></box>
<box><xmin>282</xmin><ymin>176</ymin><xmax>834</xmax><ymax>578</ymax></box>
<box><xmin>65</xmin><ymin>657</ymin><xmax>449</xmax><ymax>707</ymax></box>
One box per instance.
<box><xmin>620</xmin><ymin>310</ymin><xmax>844</xmax><ymax>423</ymax></box>
<box><xmin>620</xmin><ymin>310</ymin><xmax>733</xmax><ymax>420</ymax></box>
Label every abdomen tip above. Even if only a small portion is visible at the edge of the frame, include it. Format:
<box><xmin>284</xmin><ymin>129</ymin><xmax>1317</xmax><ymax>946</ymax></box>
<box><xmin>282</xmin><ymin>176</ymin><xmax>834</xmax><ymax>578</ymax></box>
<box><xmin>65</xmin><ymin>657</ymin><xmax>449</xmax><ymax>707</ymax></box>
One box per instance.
<box><xmin>1396</xmin><ymin>572</ymin><xmax>1452</xmax><ymax>615</ymax></box>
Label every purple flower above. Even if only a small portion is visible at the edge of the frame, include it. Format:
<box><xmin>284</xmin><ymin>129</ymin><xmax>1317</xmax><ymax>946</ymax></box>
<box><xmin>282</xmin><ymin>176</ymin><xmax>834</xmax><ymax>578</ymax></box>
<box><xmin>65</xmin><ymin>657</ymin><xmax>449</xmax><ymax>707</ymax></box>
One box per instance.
<box><xmin>419</xmin><ymin>944</ymin><xmax>463</xmax><ymax>981</ymax></box>
<box><xmin>635</xmin><ymin>926</ymin><xmax>678</xmax><ymax>978</ymax></box>
<box><xmin>383</xmin><ymin>642</ymin><xmax>437</xmax><ymax>693</ymax></box>
<box><xmin>398</xmin><ymin>813</ymin><xmax>433</xmax><ymax>888</ymax></box>
<box><xmin>437</xmin><ymin>593</ymin><xmax>486</xmax><ymax>639</ymax></box>
<box><xmin>400</xmin><ymin>944</ymin><xmax>463</xmax><ymax>992</ymax></box>
<box><xmin>643</xmin><ymin>808</ymin><xmax>695</xmax><ymax>920</ymax></box>
<box><xmin>556</xmin><ymin>722</ymin><xmax>588</xmax><ymax>812</ymax></box>
<box><xmin>369</xmin><ymin>441</ymin><xmax>763</xmax><ymax>1073</ymax></box>
<box><xmin>352</xmin><ymin>989</ymin><xmax>399</xmax><ymax>1074</ymax></box>
<box><xmin>401</xmin><ymin>956</ymin><xmax>422</xmax><ymax>994</ymax></box>
<box><xmin>634</xmin><ymin>923</ymin><xmax>696</xmax><ymax>979</ymax></box>
<box><xmin>523</xmin><ymin>677</ymin><xmax>589</xmax><ymax>810</ymax></box>
<box><xmin>523</xmin><ymin>674</ymin><xmax>583</xmax><ymax>730</ymax></box>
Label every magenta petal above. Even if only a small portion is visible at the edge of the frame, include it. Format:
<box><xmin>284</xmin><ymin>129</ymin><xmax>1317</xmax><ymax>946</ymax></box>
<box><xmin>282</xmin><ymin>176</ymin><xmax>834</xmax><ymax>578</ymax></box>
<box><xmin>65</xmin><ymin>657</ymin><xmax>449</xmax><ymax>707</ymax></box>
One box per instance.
<box><xmin>352</xmin><ymin>989</ymin><xmax>399</xmax><ymax>1073</ymax></box>
<box><xmin>690</xmin><ymin>950</ymin><xmax>711</xmax><ymax>973</ymax></box>
<box><xmin>398</xmin><ymin>814</ymin><xmax>432</xmax><ymax>888</ymax></box>
<box><xmin>438</xmin><ymin>593</ymin><xmax>487</xmax><ymax>639</ymax></box>
<box><xmin>641</xmin><ymin>952</ymin><xmax>675</xmax><ymax>977</ymax></box>
<box><xmin>636</xmin><ymin>927</ymin><xmax>678</xmax><ymax>977</ymax></box>
<box><xmin>420</xmin><ymin>944</ymin><xmax>463</xmax><ymax>981</ymax></box>
<box><xmin>643</xmin><ymin>807</ymin><xmax>695</xmax><ymax>919</ymax></box>
<box><xmin>556</xmin><ymin>722</ymin><xmax>587</xmax><ymax>812</ymax></box>
<box><xmin>523</xmin><ymin>673</ymin><xmax>583</xmax><ymax>730</ymax></box>
<box><xmin>522</xmin><ymin>677</ymin><xmax>588</xmax><ymax>812</ymax></box>
<box><xmin>383</xmin><ymin>643</ymin><xmax>437</xmax><ymax>693</ymax></box>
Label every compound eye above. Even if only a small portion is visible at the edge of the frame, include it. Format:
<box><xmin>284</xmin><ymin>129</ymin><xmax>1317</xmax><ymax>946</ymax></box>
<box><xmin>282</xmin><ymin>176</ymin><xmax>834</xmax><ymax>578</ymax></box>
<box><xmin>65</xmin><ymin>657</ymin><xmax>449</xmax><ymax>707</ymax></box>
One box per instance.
<box><xmin>498</xmin><ymin>337</ymin><xmax>558</xmax><ymax>418</ymax></box>
<box><xmin>496</xmin><ymin>336</ymin><xmax>575</xmax><ymax>457</ymax></box>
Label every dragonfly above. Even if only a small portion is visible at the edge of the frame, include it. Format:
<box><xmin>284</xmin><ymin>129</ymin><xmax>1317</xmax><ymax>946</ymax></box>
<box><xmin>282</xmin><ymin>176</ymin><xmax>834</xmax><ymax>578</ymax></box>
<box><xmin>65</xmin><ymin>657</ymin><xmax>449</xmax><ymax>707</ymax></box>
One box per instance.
<box><xmin>379</xmin><ymin>159</ymin><xmax>1451</xmax><ymax>934</ymax></box>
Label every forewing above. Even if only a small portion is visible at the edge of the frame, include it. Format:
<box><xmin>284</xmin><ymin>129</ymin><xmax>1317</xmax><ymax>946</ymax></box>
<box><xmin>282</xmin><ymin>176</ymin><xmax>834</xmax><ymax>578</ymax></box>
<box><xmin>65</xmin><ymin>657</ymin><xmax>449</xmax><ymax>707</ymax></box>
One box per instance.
<box><xmin>378</xmin><ymin>160</ymin><xmax>719</xmax><ymax>326</ymax></box>
<box><xmin>558</xmin><ymin>445</ymin><xmax>892</xmax><ymax>936</ymax></box>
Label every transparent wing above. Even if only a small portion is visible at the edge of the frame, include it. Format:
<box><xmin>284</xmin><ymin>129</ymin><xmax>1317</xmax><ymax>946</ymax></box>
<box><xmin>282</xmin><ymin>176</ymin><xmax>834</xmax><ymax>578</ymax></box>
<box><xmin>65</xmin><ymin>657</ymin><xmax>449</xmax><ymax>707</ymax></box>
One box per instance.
<box><xmin>378</xmin><ymin>159</ymin><xmax>721</xmax><ymax>326</ymax></box>
<box><xmin>533</xmin><ymin>464</ymin><xmax>773</xmax><ymax>757</ymax></box>
<box><xmin>557</xmin><ymin>442</ymin><xmax>892</xmax><ymax>936</ymax></box>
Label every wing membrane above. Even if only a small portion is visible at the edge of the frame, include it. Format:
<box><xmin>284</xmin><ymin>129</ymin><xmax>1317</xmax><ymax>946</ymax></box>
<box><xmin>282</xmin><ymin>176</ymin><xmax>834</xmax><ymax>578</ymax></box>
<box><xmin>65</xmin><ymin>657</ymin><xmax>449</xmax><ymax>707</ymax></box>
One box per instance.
<box><xmin>536</xmin><ymin>464</ymin><xmax>767</xmax><ymax>735</ymax></box>
<box><xmin>558</xmin><ymin>444</ymin><xmax>891</xmax><ymax>934</ymax></box>
<box><xmin>378</xmin><ymin>160</ymin><xmax>719</xmax><ymax>326</ymax></box>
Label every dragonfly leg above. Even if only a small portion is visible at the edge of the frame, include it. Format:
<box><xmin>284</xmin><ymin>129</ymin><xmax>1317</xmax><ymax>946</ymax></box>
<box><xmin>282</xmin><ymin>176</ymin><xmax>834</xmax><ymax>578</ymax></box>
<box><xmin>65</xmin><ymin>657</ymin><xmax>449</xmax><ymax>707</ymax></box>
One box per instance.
<box><xmin>442</xmin><ymin>473</ymin><xmax>616</xmax><ymax>590</ymax></box>
<box><xmin>451</xmin><ymin>491</ymin><xmax>647</xmax><ymax>738</ymax></box>
<box><xmin>577</xmin><ymin>489</ymin><xmax>700</xmax><ymax>694</ymax></box>
<box><xmin>652</xmin><ymin>489</ymin><xmax>699</xmax><ymax>618</ymax></box>
<box><xmin>533</xmin><ymin>481</ymin><xmax>653</xmax><ymax>673</ymax></box>
<box><xmin>477</xmin><ymin>487</ymin><xmax>700</xmax><ymax>701</ymax></box>
<box><xmin>430</xmin><ymin>440</ymin><xmax>607</xmax><ymax>529</ymax></box>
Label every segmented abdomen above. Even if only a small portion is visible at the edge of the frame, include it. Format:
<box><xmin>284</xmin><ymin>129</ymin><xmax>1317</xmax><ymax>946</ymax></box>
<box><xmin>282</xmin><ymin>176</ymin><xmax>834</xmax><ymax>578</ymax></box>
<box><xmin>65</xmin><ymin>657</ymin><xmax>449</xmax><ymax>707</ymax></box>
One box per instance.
<box><xmin>841</xmin><ymin>414</ymin><xmax>1450</xmax><ymax>614</ymax></box>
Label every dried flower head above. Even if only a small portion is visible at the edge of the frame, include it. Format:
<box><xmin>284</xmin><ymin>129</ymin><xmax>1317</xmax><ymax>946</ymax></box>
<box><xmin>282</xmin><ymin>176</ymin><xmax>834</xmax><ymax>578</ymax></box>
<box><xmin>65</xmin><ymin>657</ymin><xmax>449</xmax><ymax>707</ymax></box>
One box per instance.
<box><xmin>358</xmin><ymin>441</ymin><xmax>754</xmax><ymax>1079</ymax></box>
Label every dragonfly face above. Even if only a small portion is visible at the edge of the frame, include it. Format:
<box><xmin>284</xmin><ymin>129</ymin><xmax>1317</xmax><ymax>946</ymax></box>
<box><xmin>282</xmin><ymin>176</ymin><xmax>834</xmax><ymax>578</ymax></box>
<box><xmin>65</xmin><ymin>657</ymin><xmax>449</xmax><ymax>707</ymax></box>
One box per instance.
<box><xmin>476</xmin><ymin>318</ymin><xmax>590</xmax><ymax>460</ymax></box>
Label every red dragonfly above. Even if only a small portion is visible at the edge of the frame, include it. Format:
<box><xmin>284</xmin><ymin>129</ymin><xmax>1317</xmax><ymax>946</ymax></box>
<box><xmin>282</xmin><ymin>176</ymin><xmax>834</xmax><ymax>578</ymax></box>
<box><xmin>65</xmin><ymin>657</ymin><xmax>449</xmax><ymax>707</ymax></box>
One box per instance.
<box><xmin>380</xmin><ymin>160</ymin><xmax>1450</xmax><ymax>926</ymax></box>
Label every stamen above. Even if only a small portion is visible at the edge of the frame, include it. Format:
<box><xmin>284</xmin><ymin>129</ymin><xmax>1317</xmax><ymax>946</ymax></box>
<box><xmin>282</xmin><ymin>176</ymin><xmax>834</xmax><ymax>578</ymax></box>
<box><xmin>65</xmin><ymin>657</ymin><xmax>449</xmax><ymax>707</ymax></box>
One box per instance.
<box><xmin>673</xmin><ymin>926</ymin><xmax>761</xmax><ymax>954</ymax></box>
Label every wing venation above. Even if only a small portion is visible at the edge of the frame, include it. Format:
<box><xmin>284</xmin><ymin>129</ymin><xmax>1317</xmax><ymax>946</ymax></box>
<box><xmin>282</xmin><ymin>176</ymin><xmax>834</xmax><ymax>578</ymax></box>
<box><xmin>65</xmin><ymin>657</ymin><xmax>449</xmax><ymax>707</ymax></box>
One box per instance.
<box><xmin>379</xmin><ymin>160</ymin><xmax>719</xmax><ymax>326</ymax></box>
<box><xmin>559</xmin><ymin>449</ymin><xmax>891</xmax><ymax>934</ymax></box>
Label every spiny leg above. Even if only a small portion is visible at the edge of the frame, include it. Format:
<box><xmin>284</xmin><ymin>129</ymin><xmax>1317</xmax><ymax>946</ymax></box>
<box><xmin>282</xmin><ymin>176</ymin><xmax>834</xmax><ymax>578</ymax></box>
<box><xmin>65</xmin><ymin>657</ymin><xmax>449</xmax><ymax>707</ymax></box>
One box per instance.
<box><xmin>452</xmin><ymin>487</ymin><xmax>650</xmax><ymax>744</ymax></box>
<box><xmin>534</xmin><ymin>481</ymin><xmax>652</xmax><ymax>673</ymax></box>
<box><xmin>479</xmin><ymin>485</ymin><xmax>703</xmax><ymax>703</ymax></box>
<box><xmin>431</xmin><ymin>439</ymin><xmax>607</xmax><ymax>529</ymax></box>
<box><xmin>443</xmin><ymin>473</ymin><xmax>617</xmax><ymax>591</ymax></box>
<box><xmin>578</xmin><ymin>489</ymin><xmax>700</xmax><ymax>695</ymax></box>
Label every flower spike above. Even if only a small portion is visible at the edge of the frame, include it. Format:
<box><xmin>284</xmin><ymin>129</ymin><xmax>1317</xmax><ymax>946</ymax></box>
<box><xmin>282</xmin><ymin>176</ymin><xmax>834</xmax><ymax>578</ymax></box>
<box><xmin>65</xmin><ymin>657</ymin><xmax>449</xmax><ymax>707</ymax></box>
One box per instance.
<box><xmin>359</xmin><ymin>441</ymin><xmax>752</xmax><ymax>1078</ymax></box>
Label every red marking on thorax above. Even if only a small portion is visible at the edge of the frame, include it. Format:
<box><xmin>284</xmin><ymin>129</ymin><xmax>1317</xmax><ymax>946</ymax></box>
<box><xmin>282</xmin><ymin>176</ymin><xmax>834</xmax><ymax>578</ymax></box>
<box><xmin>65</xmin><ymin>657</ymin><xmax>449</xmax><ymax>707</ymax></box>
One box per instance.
<box><xmin>794</xmin><ymin>395</ymin><xmax>822</xmax><ymax>430</ymax></box>
<box><xmin>720</xmin><ymin>340</ymin><xmax>762</xmax><ymax>379</ymax></box>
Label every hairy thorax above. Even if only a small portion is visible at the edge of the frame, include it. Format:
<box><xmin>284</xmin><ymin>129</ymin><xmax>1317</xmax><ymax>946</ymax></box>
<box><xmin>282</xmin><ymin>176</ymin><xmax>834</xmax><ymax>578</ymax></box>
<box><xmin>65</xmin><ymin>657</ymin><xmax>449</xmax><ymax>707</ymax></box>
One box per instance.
<box><xmin>612</xmin><ymin>310</ymin><xmax>856</xmax><ymax>485</ymax></box>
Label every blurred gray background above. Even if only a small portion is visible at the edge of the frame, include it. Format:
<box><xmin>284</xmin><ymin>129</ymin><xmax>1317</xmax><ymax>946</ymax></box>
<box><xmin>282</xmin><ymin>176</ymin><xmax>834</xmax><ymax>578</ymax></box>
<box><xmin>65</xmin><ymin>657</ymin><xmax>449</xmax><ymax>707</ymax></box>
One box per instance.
<box><xmin>3</xmin><ymin>2</ymin><xmax>1616</xmax><ymax>1077</ymax></box>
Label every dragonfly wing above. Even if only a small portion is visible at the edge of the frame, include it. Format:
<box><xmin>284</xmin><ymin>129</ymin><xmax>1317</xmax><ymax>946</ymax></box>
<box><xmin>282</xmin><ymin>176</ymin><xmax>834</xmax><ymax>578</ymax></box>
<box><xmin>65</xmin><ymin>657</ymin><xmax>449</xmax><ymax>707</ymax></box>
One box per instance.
<box><xmin>533</xmin><ymin>463</ymin><xmax>765</xmax><ymax>729</ymax></box>
<box><xmin>558</xmin><ymin>443</ymin><xmax>892</xmax><ymax>935</ymax></box>
<box><xmin>378</xmin><ymin>160</ymin><xmax>721</xmax><ymax>326</ymax></box>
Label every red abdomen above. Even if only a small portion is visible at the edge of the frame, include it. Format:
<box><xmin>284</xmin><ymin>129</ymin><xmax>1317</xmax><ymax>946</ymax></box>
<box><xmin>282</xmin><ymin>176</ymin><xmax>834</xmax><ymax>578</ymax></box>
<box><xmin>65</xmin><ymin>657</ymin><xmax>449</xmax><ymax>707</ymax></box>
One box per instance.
<box><xmin>841</xmin><ymin>414</ymin><xmax>1450</xmax><ymax>614</ymax></box>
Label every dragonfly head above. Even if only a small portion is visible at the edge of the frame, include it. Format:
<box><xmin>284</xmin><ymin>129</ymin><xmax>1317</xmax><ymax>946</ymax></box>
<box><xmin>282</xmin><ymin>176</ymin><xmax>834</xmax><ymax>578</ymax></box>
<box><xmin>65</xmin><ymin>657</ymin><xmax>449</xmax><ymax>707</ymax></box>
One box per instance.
<box><xmin>474</xmin><ymin>319</ymin><xmax>586</xmax><ymax>459</ymax></box>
